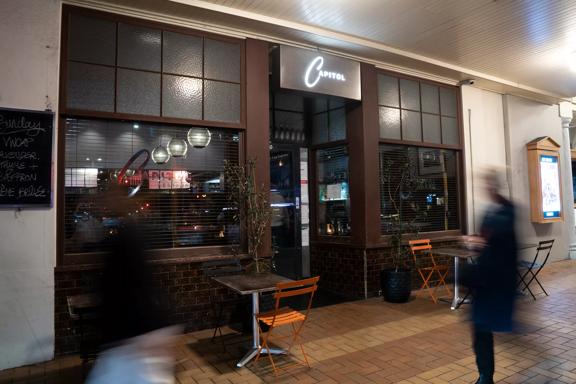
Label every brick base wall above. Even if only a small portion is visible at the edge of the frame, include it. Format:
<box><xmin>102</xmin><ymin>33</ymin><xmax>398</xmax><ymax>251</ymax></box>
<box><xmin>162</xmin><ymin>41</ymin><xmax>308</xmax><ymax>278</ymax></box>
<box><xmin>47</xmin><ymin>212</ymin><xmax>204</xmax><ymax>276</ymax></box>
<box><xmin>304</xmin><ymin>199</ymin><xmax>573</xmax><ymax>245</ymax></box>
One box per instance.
<box><xmin>311</xmin><ymin>239</ymin><xmax>460</xmax><ymax>299</ymax></box>
<box><xmin>55</xmin><ymin>258</ymin><xmax>247</xmax><ymax>355</ymax></box>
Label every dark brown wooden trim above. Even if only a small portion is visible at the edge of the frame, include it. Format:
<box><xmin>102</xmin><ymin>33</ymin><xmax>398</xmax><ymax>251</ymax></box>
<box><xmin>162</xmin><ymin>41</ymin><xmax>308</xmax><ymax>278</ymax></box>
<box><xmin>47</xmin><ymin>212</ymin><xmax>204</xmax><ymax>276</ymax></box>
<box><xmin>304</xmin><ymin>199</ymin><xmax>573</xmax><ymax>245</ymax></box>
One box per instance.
<box><xmin>61</xmin><ymin>109</ymin><xmax>244</xmax><ymax>129</ymax></box>
<box><xmin>308</xmin><ymin>139</ymin><xmax>348</xmax><ymax>150</ymax></box>
<box><xmin>62</xmin><ymin>5</ymin><xmax>243</xmax><ymax>45</ymax></box>
<box><xmin>245</xmin><ymin>38</ymin><xmax>271</xmax><ymax>257</ymax></box>
<box><xmin>378</xmin><ymin>138</ymin><xmax>461</xmax><ymax>150</ymax></box>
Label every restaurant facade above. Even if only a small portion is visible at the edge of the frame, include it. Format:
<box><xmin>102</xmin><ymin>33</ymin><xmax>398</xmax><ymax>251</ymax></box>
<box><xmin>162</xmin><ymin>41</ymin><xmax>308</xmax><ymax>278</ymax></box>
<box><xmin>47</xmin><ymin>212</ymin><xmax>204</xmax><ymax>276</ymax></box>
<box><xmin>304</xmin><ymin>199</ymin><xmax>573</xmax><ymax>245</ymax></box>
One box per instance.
<box><xmin>1</xmin><ymin>0</ymin><xmax>575</xmax><ymax>370</ymax></box>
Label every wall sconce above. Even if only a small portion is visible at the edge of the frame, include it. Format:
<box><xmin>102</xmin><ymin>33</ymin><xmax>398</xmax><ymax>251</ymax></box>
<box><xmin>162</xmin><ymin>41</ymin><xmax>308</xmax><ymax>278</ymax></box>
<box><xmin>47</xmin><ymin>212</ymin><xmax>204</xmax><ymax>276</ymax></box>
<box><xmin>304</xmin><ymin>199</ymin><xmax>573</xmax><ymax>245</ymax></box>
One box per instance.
<box><xmin>167</xmin><ymin>138</ymin><xmax>188</xmax><ymax>157</ymax></box>
<box><xmin>187</xmin><ymin>127</ymin><xmax>211</xmax><ymax>148</ymax></box>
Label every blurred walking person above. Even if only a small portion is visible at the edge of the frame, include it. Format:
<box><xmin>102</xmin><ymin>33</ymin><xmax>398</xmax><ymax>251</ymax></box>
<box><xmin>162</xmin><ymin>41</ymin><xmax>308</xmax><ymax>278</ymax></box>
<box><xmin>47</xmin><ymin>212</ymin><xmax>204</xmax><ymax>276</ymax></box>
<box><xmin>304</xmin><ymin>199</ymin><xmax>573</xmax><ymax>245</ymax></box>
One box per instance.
<box><xmin>467</xmin><ymin>169</ymin><xmax>518</xmax><ymax>384</ymax></box>
<box><xmin>86</xmin><ymin>182</ymin><xmax>180</xmax><ymax>384</ymax></box>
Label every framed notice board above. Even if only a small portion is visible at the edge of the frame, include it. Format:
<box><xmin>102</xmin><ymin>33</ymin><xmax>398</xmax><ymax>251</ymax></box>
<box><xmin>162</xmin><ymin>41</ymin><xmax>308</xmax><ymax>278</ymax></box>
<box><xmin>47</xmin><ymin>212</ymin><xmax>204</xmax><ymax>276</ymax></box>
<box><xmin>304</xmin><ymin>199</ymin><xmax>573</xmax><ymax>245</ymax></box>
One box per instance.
<box><xmin>0</xmin><ymin>107</ymin><xmax>54</xmax><ymax>207</ymax></box>
<box><xmin>526</xmin><ymin>136</ymin><xmax>562</xmax><ymax>223</ymax></box>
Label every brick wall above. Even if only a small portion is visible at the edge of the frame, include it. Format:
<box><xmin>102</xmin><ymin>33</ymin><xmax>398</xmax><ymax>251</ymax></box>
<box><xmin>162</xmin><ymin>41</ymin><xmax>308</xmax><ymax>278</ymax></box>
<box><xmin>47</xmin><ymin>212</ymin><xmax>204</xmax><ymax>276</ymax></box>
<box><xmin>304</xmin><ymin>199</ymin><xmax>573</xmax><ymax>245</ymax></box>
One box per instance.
<box><xmin>311</xmin><ymin>239</ymin><xmax>460</xmax><ymax>299</ymax></box>
<box><xmin>55</xmin><ymin>258</ymin><xmax>247</xmax><ymax>355</ymax></box>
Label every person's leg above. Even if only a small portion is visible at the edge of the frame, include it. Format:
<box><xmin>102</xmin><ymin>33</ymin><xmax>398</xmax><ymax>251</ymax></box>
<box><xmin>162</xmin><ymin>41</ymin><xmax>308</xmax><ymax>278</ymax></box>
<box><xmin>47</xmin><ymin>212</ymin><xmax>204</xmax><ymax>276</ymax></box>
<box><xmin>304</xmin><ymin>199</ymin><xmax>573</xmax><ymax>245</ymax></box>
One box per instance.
<box><xmin>473</xmin><ymin>326</ymin><xmax>494</xmax><ymax>383</ymax></box>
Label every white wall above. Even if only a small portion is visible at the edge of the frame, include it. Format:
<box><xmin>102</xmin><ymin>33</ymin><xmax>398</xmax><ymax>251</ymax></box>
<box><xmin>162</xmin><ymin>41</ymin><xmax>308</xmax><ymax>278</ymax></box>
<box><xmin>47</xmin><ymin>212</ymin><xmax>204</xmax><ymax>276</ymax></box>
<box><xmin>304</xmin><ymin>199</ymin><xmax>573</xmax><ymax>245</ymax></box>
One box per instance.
<box><xmin>461</xmin><ymin>86</ymin><xmax>508</xmax><ymax>234</ymax></box>
<box><xmin>0</xmin><ymin>0</ymin><xmax>60</xmax><ymax>370</ymax></box>
<box><xmin>503</xmin><ymin>94</ymin><xmax>571</xmax><ymax>262</ymax></box>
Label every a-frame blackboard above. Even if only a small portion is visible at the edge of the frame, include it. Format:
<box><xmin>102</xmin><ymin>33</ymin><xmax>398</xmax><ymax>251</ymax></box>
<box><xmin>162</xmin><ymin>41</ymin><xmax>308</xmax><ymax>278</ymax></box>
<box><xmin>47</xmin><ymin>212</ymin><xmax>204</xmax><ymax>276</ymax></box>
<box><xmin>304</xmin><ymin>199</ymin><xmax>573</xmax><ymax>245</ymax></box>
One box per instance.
<box><xmin>0</xmin><ymin>107</ymin><xmax>54</xmax><ymax>207</ymax></box>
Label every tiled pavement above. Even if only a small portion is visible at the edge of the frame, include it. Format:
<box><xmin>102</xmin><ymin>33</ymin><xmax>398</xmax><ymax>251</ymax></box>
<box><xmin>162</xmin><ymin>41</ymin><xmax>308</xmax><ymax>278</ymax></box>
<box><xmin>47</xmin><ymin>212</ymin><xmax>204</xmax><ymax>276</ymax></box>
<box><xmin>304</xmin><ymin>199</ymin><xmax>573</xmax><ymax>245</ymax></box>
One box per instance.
<box><xmin>3</xmin><ymin>259</ymin><xmax>576</xmax><ymax>383</ymax></box>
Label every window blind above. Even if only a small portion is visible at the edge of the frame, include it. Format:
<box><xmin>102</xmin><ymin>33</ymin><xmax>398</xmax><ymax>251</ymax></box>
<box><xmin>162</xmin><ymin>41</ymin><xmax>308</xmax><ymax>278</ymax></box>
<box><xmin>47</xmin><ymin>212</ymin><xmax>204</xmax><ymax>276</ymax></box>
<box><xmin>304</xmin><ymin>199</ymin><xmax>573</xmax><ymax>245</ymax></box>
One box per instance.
<box><xmin>64</xmin><ymin>118</ymin><xmax>239</xmax><ymax>253</ymax></box>
<box><xmin>379</xmin><ymin>144</ymin><xmax>460</xmax><ymax>235</ymax></box>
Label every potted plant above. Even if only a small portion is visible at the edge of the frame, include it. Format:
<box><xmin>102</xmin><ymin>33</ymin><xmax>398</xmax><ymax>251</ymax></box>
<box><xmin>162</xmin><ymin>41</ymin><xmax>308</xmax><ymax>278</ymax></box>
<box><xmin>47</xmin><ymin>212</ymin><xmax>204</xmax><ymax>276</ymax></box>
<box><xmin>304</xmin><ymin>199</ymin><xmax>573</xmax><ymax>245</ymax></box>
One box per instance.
<box><xmin>223</xmin><ymin>158</ymin><xmax>272</xmax><ymax>273</ymax></box>
<box><xmin>380</xmin><ymin>150</ymin><xmax>429</xmax><ymax>303</ymax></box>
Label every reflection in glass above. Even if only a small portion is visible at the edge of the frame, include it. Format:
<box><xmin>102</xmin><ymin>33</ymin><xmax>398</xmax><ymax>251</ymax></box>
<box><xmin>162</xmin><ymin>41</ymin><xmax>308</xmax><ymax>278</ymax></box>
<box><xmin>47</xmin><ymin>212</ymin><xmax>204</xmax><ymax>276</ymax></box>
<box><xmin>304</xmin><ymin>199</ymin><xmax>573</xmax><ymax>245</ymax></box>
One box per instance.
<box><xmin>64</xmin><ymin>118</ymin><xmax>239</xmax><ymax>254</ymax></box>
<box><xmin>316</xmin><ymin>146</ymin><xmax>350</xmax><ymax>236</ymax></box>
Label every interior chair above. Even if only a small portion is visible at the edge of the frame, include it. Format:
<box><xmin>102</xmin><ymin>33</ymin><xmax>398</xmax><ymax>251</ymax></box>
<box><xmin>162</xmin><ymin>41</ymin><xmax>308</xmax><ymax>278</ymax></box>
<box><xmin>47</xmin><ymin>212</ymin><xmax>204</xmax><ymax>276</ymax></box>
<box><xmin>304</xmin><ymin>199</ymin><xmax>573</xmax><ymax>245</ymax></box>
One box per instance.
<box><xmin>255</xmin><ymin>276</ymin><xmax>319</xmax><ymax>375</ymax></box>
<box><xmin>517</xmin><ymin>239</ymin><xmax>554</xmax><ymax>300</ymax></box>
<box><xmin>200</xmin><ymin>259</ymin><xmax>244</xmax><ymax>342</ymax></box>
<box><xmin>409</xmin><ymin>239</ymin><xmax>451</xmax><ymax>304</ymax></box>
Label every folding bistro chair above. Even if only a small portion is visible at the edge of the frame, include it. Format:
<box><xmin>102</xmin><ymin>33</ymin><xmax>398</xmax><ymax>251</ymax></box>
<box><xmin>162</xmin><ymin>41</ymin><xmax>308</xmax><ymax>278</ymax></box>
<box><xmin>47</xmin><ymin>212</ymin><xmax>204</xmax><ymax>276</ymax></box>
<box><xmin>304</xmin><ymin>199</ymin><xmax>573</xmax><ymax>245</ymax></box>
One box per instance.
<box><xmin>201</xmin><ymin>259</ymin><xmax>244</xmax><ymax>342</ymax></box>
<box><xmin>255</xmin><ymin>276</ymin><xmax>319</xmax><ymax>375</ymax></box>
<box><xmin>409</xmin><ymin>239</ymin><xmax>451</xmax><ymax>304</ymax></box>
<box><xmin>517</xmin><ymin>239</ymin><xmax>554</xmax><ymax>300</ymax></box>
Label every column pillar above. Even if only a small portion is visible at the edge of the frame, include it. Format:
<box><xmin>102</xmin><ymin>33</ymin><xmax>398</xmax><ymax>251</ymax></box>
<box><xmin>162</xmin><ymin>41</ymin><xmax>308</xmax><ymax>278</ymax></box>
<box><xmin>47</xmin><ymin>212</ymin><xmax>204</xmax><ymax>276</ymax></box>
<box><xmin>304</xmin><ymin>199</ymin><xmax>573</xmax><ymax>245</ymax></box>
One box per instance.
<box><xmin>559</xmin><ymin>102</ymin><xmax>576</xmax><ymax>259</ymax></box>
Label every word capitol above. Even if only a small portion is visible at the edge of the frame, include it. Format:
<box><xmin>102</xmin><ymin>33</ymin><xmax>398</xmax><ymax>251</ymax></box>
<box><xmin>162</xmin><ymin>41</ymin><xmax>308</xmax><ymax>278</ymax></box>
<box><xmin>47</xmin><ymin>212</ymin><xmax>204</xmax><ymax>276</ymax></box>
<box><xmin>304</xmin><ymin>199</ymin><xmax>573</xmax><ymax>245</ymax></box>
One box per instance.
<box><xmin>304</xmin><ymin>56</ymin><xmax>346</xmax><ymax>88</ymax></box>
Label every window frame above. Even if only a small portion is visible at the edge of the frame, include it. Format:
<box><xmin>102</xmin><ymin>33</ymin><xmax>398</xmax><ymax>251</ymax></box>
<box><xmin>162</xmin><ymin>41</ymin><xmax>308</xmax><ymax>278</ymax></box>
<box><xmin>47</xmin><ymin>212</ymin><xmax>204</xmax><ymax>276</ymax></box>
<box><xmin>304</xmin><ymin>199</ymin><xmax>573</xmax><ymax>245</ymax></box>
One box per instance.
<box><xmin>376</xmin><ymin>70</ymin><xmax>466</xmax><ymax>243</ymax></box>
<box><xmin>57</xmin><ymin>6</ymin><xmax>247</xmax><ymax>266</ymax></box>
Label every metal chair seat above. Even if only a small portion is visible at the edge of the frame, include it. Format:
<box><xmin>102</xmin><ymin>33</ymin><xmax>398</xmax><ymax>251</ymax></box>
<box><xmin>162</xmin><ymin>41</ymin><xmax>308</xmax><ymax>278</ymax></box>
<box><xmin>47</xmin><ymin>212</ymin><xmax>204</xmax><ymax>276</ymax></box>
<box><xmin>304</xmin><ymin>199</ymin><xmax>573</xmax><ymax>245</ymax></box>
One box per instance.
<box><xmin>258</xmin><ymin>307</ymin><xmax>306</xmax><ymax>326</ymax></box>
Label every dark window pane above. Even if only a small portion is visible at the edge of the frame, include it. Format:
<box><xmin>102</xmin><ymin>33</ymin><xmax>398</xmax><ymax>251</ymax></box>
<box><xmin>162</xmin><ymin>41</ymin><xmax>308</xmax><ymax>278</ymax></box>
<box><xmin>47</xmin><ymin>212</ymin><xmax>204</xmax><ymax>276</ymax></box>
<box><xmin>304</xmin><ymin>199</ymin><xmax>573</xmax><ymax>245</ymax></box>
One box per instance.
<box><xmin>401</xmin><ymin>110</ymin><xmax>422</xmax><ymax>142</ymax></box>
<box><xmin>422</xmin><ymin>113</ymin><xmax>441</xmax><ymax>144</ymax></box>
<box><xmin>440</xmin><ymin>87</ymin><xmax>458</xmax><ymax>117</ymax></box>
<box><xmin>378</xmin><ymin>75</ymin><xmax>399</xmax><ymax>107</ymax></box>
<box><xmin>68</xmin><ymin>13</ymin><xmax>116</xmax><ymax>65</ymax></box>
<box><xmin>163</xmin><ymin>31</ymin><xmax>203</xmax><ymax>77</ymax></box>
<box><xmin>117</xmin><ymin>23</ymin><xmax>161</xmax><ymax>72</ymax></box>
<box><xmin>67</xmin><ymin>62</ymin><xmax>115</xmax><ymax>112</ymax></box>
<box><xmin>442</xmin><ymin>116</ymin><xmax>459</xmax><ymax>145</ymax></box>
<box><xmin>63</xmin><ymin>118</ymin><xmax>240</xmax><ymax>253</ymax></box>
<box><xmin>379</xmin><ymin>145</ymin><xmax>460</xmax><ymax>235</ymax></box>
<box><xmin>421</xmin><ymin>83</ymin><xmax>439</xmax><ymax>114</ymax></box>
<box><xmin>329</xmin><ymin>108</ymin><xmax>346</xmax><ymax>141</ymax></box>
<box><xmin>274</xmin><ymin>93</ymin><xmax>304</xmax><ymax>112</ymax></box>
<box><xmin>117</xmin><ymin>69</ymin><xmax>161</xmax><ymax>116</ymax></box>
<box><xmin>379</xmin><ymin>107</ymin><xmax>401</xmax><ymax>140</ymax></box>
<box><xmin>204</xmin><ymin>80</ymin><xmax>240</xmax><ymax>123</ymax></box>
<box><xmin>400</xmin><ymin>79</ymin><xmax>420</xmax><ymax>111</ymax></box>
<box><xmin>312</xmin><ymin>113</ymin><xmax>329</xmax><ymax>144</ymax></box>
<box><xmin>316</xmin><ymin>146</ymin><xmax>350</xmax><ymax>236</ymax></box>
<box><xmin>162</xmin><ymin>75</ymin><xmax>202</xmax><ymax>120</ymax></box>
<box><xmin>204</xmin><ymin>39</ymin><xmax>241</xmax><ymax>83</ymax></box>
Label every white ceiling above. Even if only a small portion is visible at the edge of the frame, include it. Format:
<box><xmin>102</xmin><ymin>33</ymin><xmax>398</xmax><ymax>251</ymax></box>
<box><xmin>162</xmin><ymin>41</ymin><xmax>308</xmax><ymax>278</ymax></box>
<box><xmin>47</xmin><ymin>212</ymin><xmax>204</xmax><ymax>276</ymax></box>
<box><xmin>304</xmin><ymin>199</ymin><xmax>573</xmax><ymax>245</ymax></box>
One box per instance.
<box><xmin>81</xmin><ymin>0</ymin><xmax>576</xmax><ymax>102</ymax></box>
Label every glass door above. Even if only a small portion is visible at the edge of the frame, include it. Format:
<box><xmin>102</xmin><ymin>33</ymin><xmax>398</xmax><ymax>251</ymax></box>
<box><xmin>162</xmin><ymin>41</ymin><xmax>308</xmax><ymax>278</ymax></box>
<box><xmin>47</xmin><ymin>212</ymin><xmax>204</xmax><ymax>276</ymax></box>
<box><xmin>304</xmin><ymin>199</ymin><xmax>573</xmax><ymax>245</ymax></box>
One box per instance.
<box><xmin>270</xmin><ymin>147</ymin><xmax>307</xmax><ymax>279</ymax></box>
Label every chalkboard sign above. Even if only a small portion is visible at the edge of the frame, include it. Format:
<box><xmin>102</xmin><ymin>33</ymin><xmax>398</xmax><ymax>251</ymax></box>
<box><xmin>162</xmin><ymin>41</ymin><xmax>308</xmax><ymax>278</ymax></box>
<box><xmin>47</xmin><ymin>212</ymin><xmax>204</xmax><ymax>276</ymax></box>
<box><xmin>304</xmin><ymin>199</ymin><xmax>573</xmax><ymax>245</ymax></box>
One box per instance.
<box><xmin>0</xmin><ymin>108</ymin><xmax>53</xmax><ymax>207</ymax></box>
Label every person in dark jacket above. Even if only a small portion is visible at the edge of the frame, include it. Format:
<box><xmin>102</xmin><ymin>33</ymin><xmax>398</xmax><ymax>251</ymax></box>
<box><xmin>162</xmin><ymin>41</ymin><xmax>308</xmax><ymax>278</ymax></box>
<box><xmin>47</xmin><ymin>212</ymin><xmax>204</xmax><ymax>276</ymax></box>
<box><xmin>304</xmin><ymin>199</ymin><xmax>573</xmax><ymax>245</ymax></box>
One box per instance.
<box><xmin>470</xmin><ymin>170</ymin><xmax>518</xmax><ymax>384</ymax></box>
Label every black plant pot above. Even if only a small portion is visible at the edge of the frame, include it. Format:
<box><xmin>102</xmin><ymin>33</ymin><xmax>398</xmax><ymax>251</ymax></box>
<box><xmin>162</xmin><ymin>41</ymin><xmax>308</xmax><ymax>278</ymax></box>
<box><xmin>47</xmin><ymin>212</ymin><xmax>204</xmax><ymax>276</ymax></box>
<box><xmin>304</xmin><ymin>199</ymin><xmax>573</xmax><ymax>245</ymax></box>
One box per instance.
<box><xmin>380</xmin><ymin>268</ymin><xmax>412</xmax><ymax>303</ymax></box>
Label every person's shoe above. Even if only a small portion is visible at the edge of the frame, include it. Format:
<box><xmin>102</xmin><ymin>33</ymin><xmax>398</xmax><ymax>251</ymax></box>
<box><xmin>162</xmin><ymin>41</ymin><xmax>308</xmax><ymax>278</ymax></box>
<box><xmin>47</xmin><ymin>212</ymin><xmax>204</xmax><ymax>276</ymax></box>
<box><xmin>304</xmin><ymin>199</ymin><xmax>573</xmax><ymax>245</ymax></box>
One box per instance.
<box><xmin>474</xmin><ymin>375</ymin><xmax>494</xmax><ymax>384</ymax></box>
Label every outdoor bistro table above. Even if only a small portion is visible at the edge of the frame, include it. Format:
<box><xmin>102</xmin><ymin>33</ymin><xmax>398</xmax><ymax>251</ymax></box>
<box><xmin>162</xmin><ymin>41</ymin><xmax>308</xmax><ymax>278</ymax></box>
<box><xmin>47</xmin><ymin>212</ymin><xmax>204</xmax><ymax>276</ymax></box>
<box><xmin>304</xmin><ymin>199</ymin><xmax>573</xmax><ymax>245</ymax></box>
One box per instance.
<box><xmin>434</xmin><ymin>243</ymin><xmax>538</xmax><ymax>310</ymax></box>
<box><xmin>212</xmin><ymin>272</ymin><xmax>292</xmax><ymax>368</ymax></box>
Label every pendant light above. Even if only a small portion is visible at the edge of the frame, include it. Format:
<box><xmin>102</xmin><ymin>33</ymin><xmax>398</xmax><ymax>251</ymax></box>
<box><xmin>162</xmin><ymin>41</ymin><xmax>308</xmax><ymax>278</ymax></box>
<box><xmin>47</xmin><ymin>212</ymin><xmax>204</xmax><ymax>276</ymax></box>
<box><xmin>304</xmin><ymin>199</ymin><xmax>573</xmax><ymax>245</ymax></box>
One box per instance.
<box><xmin>187</xmin><ymin>127</ymin><xmax>211</xmax><ymax>148</ymax></box>
<box><xmin>151</xmin><ymin>145</ymin><xmax>170</xmax><ymax>164</ymax></box>
<box><xmin>167</xmin><ymin>138</ymin><xmax>188</xmax><ymax>158</ymax></box>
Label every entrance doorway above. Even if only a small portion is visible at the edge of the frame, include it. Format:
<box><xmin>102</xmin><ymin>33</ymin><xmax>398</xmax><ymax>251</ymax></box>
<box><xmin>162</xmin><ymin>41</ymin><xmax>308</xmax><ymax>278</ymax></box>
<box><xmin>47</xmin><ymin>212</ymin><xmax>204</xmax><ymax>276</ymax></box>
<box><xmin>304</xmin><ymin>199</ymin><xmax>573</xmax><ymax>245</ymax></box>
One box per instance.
<box><xmin>270</xmin><ymin>146</ymin><xmax>310</xmax><ymax>279</ymax></box>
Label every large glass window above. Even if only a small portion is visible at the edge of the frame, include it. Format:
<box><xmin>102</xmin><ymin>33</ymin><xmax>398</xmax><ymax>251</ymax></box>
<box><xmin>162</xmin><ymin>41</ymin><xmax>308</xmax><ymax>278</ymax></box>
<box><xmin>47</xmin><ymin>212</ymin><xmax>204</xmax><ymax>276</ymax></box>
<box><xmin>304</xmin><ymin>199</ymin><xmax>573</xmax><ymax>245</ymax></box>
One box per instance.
<box><xmin>316</xmin><ymin>146</ymin><xmax>350</xmax><ymax>236</ymax></box>
<box><xmin>65</xmin><ymin>9</ymin><xmax>242</xmax><ymax>124</ymax></box>
<box><xmin>379</xmin><ymin>145</ymin><xmax>460</xmax><ymax>234</ymax></box>
<box><xmin>64</xmin><ymin>118</ymin><xmax>239</xmax><ymax>254</ymax></box>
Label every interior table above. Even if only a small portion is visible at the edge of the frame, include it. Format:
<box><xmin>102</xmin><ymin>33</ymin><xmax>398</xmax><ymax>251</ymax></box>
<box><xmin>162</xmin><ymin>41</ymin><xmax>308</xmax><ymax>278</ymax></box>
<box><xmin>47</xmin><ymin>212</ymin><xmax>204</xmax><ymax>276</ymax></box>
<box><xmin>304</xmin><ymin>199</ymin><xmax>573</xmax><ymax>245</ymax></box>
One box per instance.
<box><xmin>434</xmin><ymin>243</ymin><xmax>538</xmax><ymax>310</ymax></box>
<box><xmin>212</xmin><ymin>272</ymin><xmax>292</xmax><ymax>368</ymax></box>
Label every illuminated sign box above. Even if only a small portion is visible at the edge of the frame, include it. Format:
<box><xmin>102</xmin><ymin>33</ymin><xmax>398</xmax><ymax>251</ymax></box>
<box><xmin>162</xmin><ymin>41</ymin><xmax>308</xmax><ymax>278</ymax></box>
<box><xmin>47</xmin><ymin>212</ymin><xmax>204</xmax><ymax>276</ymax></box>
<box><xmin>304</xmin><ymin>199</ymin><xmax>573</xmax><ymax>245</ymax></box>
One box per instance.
<box><xmin>279</xmin><ymin>45</ymin><xmax>361</xmax><ymax>100</ymax></box>
<box><xmin>527</xmin><ymin>137</ymin><xmax>563</xmax><ymax>223</ymax></box>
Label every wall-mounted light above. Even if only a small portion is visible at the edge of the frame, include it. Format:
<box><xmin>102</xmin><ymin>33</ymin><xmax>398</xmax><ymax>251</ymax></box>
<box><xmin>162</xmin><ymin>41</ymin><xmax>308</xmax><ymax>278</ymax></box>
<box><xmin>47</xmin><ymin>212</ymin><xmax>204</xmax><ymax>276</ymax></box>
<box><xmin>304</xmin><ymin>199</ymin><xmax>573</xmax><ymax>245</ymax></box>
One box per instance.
<box><xmin>187</xmin><ymin>127</ymin><xmax>211</xmax><ymax>148</ymax></box>
<box><xmin>167</xmin><ymin>138</ymin><xmax>188</xmax><ymax>157</ymax></box>
<box><xmin>151</xmin><ymin>145</ymin><xmax>170</xmax><ymax>164</ymax></box>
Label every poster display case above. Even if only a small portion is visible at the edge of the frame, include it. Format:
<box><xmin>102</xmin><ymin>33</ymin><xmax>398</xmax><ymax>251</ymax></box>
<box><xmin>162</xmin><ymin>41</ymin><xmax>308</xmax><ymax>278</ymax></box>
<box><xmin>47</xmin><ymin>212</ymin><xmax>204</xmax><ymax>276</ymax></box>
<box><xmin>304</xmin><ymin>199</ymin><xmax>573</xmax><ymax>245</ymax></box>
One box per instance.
<box><xmin>527</xmin><ymin>137</ymin><xmax>563</xmax><ymax>223</ymax></box>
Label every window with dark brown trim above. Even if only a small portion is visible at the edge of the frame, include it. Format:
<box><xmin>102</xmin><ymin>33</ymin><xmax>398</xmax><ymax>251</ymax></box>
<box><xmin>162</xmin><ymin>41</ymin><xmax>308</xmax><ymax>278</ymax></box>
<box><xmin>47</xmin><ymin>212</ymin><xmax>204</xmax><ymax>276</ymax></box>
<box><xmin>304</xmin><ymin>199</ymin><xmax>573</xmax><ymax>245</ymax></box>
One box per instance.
<box><xmin>62</xmin><ymin>6</ymin><xmax>244</xmax><ymax>126</ymax></box>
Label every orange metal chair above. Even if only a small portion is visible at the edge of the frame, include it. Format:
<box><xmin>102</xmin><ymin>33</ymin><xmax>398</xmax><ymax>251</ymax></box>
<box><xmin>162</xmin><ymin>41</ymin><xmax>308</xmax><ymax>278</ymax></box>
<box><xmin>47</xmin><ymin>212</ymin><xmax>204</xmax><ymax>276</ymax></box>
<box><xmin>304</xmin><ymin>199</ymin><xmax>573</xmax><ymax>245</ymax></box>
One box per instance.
<box><xmin>409</xmin><ymin>239</ymin><xmax>451</xmax><ymax>303</ymax></box>
<box><xmin>255</xmin><ymin>276</ymin><xmax>319</xmax><ymax>375</ymax></box>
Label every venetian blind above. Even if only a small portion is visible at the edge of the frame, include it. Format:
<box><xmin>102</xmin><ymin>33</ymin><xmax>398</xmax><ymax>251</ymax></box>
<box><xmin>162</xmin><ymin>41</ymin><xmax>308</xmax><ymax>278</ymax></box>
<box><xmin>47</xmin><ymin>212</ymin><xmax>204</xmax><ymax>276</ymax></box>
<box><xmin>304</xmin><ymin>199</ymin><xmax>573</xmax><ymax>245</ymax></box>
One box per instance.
<box><xmin>379</xmin><ymin>144</ymin><xmax>460</xmax><ymax>235</ymax></box>
<box><xmin>64</xmin><ymin>118</ymin><xmax>239</xmax><ymax>253</ymax></box>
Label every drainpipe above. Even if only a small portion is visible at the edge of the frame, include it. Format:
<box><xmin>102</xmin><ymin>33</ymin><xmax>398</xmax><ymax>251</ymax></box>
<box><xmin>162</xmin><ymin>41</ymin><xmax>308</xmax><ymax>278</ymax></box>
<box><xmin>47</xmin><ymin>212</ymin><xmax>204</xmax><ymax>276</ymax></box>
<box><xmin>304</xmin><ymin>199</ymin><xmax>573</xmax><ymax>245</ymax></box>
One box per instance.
<box><xmin>559</xmin><ymin>102</ymin><xmax>576</xmax><ymax>259</ymax></box>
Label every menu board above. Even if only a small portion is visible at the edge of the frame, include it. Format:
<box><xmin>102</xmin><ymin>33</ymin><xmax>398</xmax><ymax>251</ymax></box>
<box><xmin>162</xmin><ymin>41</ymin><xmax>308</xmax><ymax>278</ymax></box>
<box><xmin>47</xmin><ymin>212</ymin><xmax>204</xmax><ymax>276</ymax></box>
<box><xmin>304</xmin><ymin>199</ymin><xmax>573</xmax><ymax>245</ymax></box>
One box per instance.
<box><xmin>0</xmin><ymin>108</ymin><xmax>53</xmax><ymax>207</ymax></box>
<box><xmin>540</xmin><ymin>155</ymin><xmax>561</xmax><ymax>218</ymax></box>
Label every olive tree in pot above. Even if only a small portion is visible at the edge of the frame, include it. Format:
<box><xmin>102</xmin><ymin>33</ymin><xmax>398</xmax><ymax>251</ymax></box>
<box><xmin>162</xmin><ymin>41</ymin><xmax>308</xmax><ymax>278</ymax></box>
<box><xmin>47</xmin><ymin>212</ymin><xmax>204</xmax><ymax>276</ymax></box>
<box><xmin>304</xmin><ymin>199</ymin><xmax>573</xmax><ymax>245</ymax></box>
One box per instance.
<box><xmin>380</xmin><ymin>152</ymin><xmax>428</xmax><ymax>303</ymax></box>
<box><xmin>223</xmin><ymin>158</ymin><xmax>272</xmax><ymax>273</ymax></box>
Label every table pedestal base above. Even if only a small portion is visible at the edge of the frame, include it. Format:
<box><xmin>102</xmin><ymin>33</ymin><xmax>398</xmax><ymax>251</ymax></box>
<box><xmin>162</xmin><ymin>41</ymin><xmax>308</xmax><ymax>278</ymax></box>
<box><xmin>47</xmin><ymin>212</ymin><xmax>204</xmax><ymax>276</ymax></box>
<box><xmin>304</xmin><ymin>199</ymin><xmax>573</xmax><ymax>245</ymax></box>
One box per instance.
<box><xmin>236</xmin><ymin>348</ymin><xmax>286</xmax><ymax>368</ymax></box>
